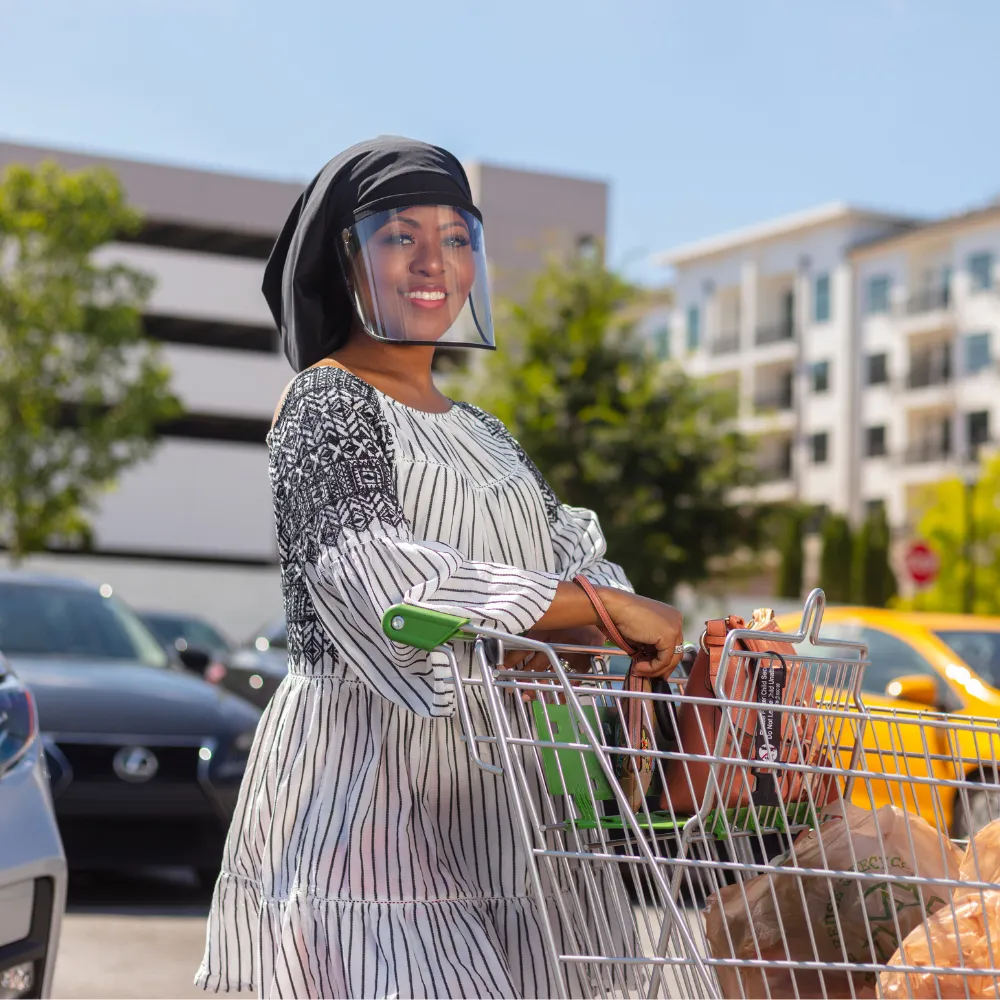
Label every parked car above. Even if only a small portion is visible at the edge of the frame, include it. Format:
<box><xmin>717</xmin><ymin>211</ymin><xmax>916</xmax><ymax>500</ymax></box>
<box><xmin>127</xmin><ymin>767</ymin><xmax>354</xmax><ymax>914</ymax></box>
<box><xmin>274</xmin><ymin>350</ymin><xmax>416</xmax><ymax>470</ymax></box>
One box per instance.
<box><xmin>0</xmin><ymin>573</ymin><xmax>261</xmax><ymax>884</ymax></box>
<box><xmin>205</xmin><ymin>615</ymin><xmax>288</xmax><ymax>710</ymax></box>
<box><xmin>0</xmin><ymin>654</ymin><xmax>65</xmax><ymax>999</ymax></box>
<box><xmin>138</xmin><ymin>610</ymin><xmax>235</xmax><ymax>659</ymax></box>
<box><xmin>244</xmin><ymin>616</ymin><xmax>288</xmax><ymax>672</ymax></box>
<box><xmin>777</xmin><ymin>607</ymin><xmax>1000</xmax><ymax>837</ymax></box>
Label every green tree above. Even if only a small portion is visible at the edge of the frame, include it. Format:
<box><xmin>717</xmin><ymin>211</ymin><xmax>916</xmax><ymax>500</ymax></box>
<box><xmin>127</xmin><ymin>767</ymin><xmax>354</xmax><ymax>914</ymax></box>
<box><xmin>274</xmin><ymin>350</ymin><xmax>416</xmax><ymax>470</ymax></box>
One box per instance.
<box><xmin>462</xmin><ymin>253</ymin><xmax>761</xmax><ymax>599</ymax></box>
<box><xmin>776</xmin><ymin>507</ymin><xmax>805</xmax><ymax>599</ymax></box>
<box><xmin>895</xmin><ymin>454</ymin><xmax>1000</xmax><ymax>614</ymax></box>
<box><xmin>851</xmin><ymin>504</ymin><xmax>898</xmax><ymax>607</ymax></box>
<box><xmin>819</xmin><ymin>513</ymin><xmax>853</xmax><ymax>603</ymax></box>
<box><xmin>0</xmin><ymin>161</ymin><xmax>180</xmax><ymax>563</ymax></box>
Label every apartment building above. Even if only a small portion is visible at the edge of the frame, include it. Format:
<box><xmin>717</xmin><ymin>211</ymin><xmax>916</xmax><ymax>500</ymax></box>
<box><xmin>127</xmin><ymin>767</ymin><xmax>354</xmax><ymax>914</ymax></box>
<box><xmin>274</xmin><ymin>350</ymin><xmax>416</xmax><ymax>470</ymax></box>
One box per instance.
<box><xmin>657</xmin><ymin>204</ymin><xmax>912</xmax><ymax>516</ymax></box>
<box><xmin>0</xmin><ymin>141</ymin><xmax>606</xmax><ymax>635</ymax></box>
<box><xmin>658</xmin><ymin>198</ymin><xmax>1000</xmax><ymax>541</ymax></box>
<box><xmin>852</xmin><ymin>203</ymin><xmax>1000</xmax><ymax>528</ymax></box>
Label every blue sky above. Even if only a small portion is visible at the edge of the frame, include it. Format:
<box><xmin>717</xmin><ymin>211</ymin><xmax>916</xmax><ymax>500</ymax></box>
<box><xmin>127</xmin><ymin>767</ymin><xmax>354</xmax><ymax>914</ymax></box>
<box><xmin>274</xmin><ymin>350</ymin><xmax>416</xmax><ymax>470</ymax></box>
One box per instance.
<box><xmin>3</xmin><ymin>1</ymin><xmax>998</xmax><ymax>284</ymax></box>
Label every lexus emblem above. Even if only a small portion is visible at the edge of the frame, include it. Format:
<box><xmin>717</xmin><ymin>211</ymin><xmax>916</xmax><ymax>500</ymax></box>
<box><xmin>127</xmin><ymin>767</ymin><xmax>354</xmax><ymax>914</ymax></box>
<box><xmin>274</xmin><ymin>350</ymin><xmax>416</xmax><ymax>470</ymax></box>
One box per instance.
<box><xmin>112</xmin><ymin>745</ymin><xmax>159</xmax><ymax>783</ymax></box>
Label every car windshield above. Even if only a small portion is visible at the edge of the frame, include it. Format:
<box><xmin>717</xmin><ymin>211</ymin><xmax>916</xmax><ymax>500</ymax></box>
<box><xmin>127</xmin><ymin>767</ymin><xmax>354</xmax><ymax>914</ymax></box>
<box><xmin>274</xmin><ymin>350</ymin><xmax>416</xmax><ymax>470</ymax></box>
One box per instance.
<box><xmin>778</xmin><ymin>620</ymin><xmax>867</xmax><ymax>661</ymax></box>
<box><xmin>784</xmin><ymin>619</ymin><xmax>949</xmax><ymax>697</ymax></box>
<box><xmin>142</xmin><ymin>614</ymin><xmax>233</xmax><ymax>653</ymax></box>
<box><xmin>0</xmin><ymin>582</ymin><xmax>168</xmax><ymax>667</ymax></box>
<box><xmin>935</xmin><ymin>631</ymin><xmax>1000</xmax><ymax>687</ymax></box>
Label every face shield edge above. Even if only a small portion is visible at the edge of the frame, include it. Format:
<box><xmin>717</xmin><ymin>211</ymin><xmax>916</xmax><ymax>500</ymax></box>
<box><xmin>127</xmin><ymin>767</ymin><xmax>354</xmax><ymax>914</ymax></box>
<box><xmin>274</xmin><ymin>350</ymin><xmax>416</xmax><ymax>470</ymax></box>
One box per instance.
<box><xmin>336</xmin><ymin>204</ymin><xmax>495</xmax><ymax>350</ymax></box>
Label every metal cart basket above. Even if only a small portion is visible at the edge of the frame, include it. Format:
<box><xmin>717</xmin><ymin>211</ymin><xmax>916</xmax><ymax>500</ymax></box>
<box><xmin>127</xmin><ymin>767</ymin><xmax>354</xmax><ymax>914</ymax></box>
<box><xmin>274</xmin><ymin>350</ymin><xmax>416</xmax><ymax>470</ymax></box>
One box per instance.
<box><xmin>381</xmin><ymin>590</ymin><xmax>1000</xmax><ymax>999</ymax></box>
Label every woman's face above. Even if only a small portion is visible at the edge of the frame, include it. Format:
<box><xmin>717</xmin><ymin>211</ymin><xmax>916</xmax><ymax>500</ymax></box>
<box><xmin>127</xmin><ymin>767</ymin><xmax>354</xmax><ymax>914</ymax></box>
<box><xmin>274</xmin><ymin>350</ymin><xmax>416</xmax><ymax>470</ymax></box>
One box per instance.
<box><xmin>352</xmin><ymin>205</ymin><xmax>478</xmax><ymax>343</ymax></box>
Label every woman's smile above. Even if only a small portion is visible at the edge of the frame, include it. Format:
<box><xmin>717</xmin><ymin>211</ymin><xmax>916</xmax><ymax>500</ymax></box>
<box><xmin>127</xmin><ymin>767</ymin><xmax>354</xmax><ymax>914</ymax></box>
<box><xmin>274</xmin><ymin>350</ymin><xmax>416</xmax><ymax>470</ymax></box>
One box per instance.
<box><xmin>402</xmin><ymin>285</ymin><xmax>449</xmax><ymax>309</ymax></box>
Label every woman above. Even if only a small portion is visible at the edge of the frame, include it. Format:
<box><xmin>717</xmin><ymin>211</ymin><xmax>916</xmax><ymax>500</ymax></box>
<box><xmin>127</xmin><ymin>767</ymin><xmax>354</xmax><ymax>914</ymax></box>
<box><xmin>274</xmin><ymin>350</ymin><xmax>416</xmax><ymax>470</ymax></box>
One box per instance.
<box><xmin>196</xmin><ymin>136</ymin><xmax>684</xmax><ymax>999</ymax></box>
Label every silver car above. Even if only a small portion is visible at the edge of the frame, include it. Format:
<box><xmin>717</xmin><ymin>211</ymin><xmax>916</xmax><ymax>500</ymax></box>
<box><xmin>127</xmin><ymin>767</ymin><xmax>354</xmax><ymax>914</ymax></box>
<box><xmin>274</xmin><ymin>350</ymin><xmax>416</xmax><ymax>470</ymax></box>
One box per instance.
<box><xmin>0</xmin><ymin>655</ymin><xmax>66</xmax><ymax>999</ymax></box>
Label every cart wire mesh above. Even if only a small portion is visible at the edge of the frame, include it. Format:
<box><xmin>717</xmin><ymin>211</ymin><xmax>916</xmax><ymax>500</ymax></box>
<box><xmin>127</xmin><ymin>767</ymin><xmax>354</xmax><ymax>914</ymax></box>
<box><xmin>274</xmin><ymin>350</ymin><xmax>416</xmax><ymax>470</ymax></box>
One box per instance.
<box><xmin>384</xmin><ymin>590</ymin><xmax>1000</xmax><ymax>999</ymax></box>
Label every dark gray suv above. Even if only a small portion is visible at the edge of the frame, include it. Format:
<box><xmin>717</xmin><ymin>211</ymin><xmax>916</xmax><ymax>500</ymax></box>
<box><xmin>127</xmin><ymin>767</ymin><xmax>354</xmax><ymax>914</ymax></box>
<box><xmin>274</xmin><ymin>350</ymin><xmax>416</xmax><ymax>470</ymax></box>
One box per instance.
<box><xmin>0</xmin><ymin>573</ymin><xmax>260</xmax><ymax>885</ymax></box>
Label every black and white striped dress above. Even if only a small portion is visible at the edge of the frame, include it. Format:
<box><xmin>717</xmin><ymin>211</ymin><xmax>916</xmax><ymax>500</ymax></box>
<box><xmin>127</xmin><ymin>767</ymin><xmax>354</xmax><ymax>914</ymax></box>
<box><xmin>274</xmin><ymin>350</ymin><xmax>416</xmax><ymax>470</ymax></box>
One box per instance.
<box><xmin>196</xmin><ymin>365</ymin><xmax>632</xmax><ymax>999</ymax></box>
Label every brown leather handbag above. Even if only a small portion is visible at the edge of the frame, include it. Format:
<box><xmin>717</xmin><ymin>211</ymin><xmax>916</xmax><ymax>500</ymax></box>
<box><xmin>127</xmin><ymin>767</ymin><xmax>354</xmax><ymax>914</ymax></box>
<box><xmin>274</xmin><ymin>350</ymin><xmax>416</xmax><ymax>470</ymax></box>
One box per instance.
<box><xmin>662</xmin><ymin>608</ymin><xmax>835</xmax><ymax>817</ymax></box>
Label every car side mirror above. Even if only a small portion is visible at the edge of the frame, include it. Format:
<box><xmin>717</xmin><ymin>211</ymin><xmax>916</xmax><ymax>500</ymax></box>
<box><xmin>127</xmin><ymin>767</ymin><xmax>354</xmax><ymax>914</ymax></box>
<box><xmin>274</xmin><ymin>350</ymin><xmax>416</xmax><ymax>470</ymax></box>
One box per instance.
<box><xmin>885</xmin><ymin>674</ymin><xmax>939</xmax><ymax>708</ymax></box>
<box><xmin>176</xmin><ymin>645</ymin><xmax>211</xmax><ymax>675</ymax></box>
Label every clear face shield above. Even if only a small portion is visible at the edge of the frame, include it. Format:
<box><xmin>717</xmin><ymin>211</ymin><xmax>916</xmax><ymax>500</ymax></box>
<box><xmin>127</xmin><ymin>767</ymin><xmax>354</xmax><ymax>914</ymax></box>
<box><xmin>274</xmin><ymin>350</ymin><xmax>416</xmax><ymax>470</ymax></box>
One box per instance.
<box><xmin>337</xmin><ymin>203</ymin><xmax>495</xmax><ymax>348</ymax></box>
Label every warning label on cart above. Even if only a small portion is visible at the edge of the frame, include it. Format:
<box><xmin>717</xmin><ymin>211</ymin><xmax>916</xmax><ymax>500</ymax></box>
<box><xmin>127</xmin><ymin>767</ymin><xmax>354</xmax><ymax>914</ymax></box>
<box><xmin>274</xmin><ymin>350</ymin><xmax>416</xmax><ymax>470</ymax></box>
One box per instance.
<box><xmin>752</xmin><ymin>653</ymin><xmax>787</xmax><ymax>804</ymax></box>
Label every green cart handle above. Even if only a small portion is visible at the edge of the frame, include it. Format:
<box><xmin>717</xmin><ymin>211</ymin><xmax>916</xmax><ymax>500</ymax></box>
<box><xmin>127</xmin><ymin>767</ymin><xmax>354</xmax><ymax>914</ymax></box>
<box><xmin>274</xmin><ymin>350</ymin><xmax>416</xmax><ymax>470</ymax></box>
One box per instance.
<box><xmin>381</xmin><ymin>604</ymin><xmax>471</xmax><ymax>651</ymax></box>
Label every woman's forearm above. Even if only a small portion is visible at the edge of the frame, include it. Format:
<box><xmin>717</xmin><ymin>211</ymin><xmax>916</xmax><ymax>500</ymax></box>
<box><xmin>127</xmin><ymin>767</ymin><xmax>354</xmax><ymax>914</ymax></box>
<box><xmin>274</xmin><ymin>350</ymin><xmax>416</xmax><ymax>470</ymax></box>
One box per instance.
<box><xmin>534</xmin><ymin>580</ymin><xmax>625</xmax><ymax>631</ymax></box>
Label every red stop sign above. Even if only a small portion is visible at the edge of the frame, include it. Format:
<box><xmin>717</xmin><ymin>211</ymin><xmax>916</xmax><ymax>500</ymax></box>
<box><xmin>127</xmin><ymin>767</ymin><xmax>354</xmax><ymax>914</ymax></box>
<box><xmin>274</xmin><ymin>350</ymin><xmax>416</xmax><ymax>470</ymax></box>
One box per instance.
<box><xmin>905</xmin><ymin>541</ymin><xmax>939</xmax><ymax>587</ymax></box>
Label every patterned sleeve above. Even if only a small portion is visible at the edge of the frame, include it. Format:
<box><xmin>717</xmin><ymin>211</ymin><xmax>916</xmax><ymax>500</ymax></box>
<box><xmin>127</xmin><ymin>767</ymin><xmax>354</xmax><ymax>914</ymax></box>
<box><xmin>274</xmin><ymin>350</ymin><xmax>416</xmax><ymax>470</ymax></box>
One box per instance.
<box><xmin>548</xmin><ymin>505</ymin><xmax>634</xmax><ymax>593</ymax></box>
<box><xmin>272</xmin><ymin>371</ymin><xmax>559</xmax><ymax>718</ymax></box>
<box><xmin>454</xmin><ymin>404</ymin><xmax>634</xmax><ymax>594</ymax></box>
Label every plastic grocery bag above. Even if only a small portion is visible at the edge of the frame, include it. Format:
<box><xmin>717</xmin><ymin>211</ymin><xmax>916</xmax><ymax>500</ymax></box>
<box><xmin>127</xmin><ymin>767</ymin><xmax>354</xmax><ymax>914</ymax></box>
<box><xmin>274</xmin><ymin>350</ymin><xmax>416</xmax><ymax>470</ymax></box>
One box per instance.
<box><xmin>703</xmin><ymin>801</ymin><xmax>962</xmax><ymax>999</ymax></box>
<box><xmin>880</xmin><ymin>892</ymin><xmax>1000</xmax><ymax>999</ymax></box>
<box><xmin>959</xmin><ymin>816</ymin><xmax>1000</xmax><ymax>885</ymax></box>
<box><xmin>880</xmin><ymin>819</ymin><xmax>1000</xmax><ymax>999</ymax></box>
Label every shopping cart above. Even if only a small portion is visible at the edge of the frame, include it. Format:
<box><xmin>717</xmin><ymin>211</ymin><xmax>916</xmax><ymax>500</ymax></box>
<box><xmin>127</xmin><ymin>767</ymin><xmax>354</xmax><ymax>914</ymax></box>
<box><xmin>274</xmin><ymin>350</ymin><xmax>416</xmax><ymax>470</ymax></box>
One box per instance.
<box><xmin>382</xmin><ymin>590</ymin><xmax>1000</xmax><ymax>999</ymax></box>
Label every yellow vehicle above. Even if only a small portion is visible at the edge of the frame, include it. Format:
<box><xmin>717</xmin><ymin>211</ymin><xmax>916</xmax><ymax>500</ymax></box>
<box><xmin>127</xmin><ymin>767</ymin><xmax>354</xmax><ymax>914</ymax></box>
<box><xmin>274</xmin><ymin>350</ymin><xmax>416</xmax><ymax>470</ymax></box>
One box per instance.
<box><xmin>776</xmin><ymin>607</ymin><xmax>1000</xmax><ymax>837</ymax></box>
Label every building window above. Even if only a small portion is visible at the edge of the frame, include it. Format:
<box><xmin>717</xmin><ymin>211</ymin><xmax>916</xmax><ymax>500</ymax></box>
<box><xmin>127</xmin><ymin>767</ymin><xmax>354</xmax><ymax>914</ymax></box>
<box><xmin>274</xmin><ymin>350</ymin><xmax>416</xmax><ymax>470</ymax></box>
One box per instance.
<box><xmin>652</xmin><ymin>325</ymin><xmax>671</xmax><ymax>360</ymax></box>
<box><xmin>867</xmin><ymin>276</ymin><xmax>891</xmax><ymax>314</ymax></box>
<box><xmin>968</xmin><ymin>410</ymin><xmax>990</xmax><ymax>450</ymax></box>
<box><xmin>814</xmin><ymin>273</ymin><xmax>831</xmax><ymax>323</ymax></box>
<box><xmin>811</xmin><ymin>360</ymin><xmax>830</xmax><ymax>393</ymax></box>
<box><xmin>969</xmin><ymin>251</ymin><xmax>994</xmax><ymax>292</ymax></box>
<box><xmin>866</xmin><ymin>352</ymin><xmax>889</xmax><ymax>385</ymax></box>
<box><xmin>865</xmin><ymin>425</ymin><xmax>887</xmax><ymax>457</ymax></box>
<box><xmin>965</xmin><ymin>332</ymin><xmax>991</xmax><ymax>375</ymax></box>
<box><xmin>686</xmin><ymin>306</ymin><xmax>700</xmax><ymax>351</ymax></box>
<box><xmin>940</xmin><ymin>416</ymin><xmax>953</xmax><ymax>457</ymax></box>
<box><xmin>810</xmin><ymin>432</ymin><xmax>829</xmax><ymax>464</ymax></box>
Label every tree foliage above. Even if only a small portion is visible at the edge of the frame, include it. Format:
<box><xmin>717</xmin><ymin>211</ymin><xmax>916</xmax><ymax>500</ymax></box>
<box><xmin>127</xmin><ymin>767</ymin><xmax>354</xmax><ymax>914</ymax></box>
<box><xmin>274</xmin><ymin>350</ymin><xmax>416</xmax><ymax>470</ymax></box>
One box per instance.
<box><xmin>459</xmin><ymin>253</ymin><xmax>762</xmax><ymax>600</ymax></box>
<box><xmin>851</xmin><ymin>503</ymin><xmax>897</xmax><ymax>608</ymax></box>
<box><xmin>819</xmin><ymin>513</ymin><xmax>853</xmax><ymax>603</ymax></box>
<box><xmin>776</xmin><ymin>508</ymin><xmax>805</xmax><ymax>599</ymax></box>
<box><xmin>895</xmin><ymin>453</ymin><xmax>1000</xmax><ymax>614</ymax></box>
<box><xmin>0</xmin><ymin>161</ymin><xmax>180</xmax><ymax>563</ymax></box>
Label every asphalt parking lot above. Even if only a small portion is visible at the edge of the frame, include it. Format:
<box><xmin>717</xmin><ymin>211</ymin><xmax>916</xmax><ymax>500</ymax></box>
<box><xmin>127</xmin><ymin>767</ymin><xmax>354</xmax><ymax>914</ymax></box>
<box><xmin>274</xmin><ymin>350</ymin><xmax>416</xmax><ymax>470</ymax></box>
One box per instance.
<box><xmin>53</xmin><ymin>869</ymin><xmax>251</xmax><ymax>999</ymax></box>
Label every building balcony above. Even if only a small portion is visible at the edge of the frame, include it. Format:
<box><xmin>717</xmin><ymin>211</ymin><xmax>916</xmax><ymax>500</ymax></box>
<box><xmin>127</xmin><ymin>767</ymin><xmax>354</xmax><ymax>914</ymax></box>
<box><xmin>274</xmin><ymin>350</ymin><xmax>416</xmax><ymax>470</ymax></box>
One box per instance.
<box><xmin>903</xmin><ymin>439</ymin><xmax>952</xmax><ymax>464</ymax></box>
<box><xmin>753</xmin><ymin>387</ymin><xmax>794</xmax><ymax>413</ymax></box>
<box><xmin>755</xmin><ymin>322</ymin><xmax>796</xmax><ymax>347</ymax></box>
<box><xmin>902</xmin><ymin>286</ymin><xmax>951</xmax><ymax>315</ymax></box>
<box><xmin>709</xmin><ymin>331</ymin><xmax>741</xmax><ymax>356</ymax></box>
<box><xmin>906</xmin><ymin>358</ymin><xmax>952</xmax><ymax>389</ymax></box>
<box><xmin>758</xmin><ymin>457</ymin><xmax>793</xmax><ymax>483</ymax></box>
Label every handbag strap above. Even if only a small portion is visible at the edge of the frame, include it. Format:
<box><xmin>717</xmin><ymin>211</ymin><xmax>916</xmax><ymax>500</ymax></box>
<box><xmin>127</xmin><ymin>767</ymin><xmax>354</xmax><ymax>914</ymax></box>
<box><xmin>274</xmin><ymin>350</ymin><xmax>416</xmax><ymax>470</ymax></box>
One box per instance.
<box><xmin>572</xmin><ymin>575</ymin><xmax>635</xmax><ymax>656</ymax></box>
<box><xmin>572</xmin><ymin>575</ymin><xmax>647</xmax><ymax>740</ymax></box>
<box><xmin>573</xmin><ymin>574</ymin><xmax>663</xmax><ymax>766</ymax></box>
<box><xmin>574</xmin><ymin>574</ymin><xmax>682</xmax><ymax>689</ymax></box>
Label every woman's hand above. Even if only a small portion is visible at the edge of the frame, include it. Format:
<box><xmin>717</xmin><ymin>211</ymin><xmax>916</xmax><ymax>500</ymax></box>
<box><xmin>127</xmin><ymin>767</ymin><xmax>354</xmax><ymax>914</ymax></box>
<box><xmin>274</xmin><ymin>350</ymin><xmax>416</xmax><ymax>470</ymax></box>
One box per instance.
<box><xmin>503</xmin><ymin>624</ymin><xmax>606</xmax><ymax>675</ymax></box>
<box><xmin>596</xmin><ymin>589</ymin><xmax>685</xmax><ymax>678</ymax></box>
<box><xmin>526</xmin><ymin>580</ymin><xmax>685</xmax><ymax>679</ymax></box>
<box><xmin>503</xmin><ymin>625</ymin><xmax>607</xmax><ymax>702</ymax></box>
